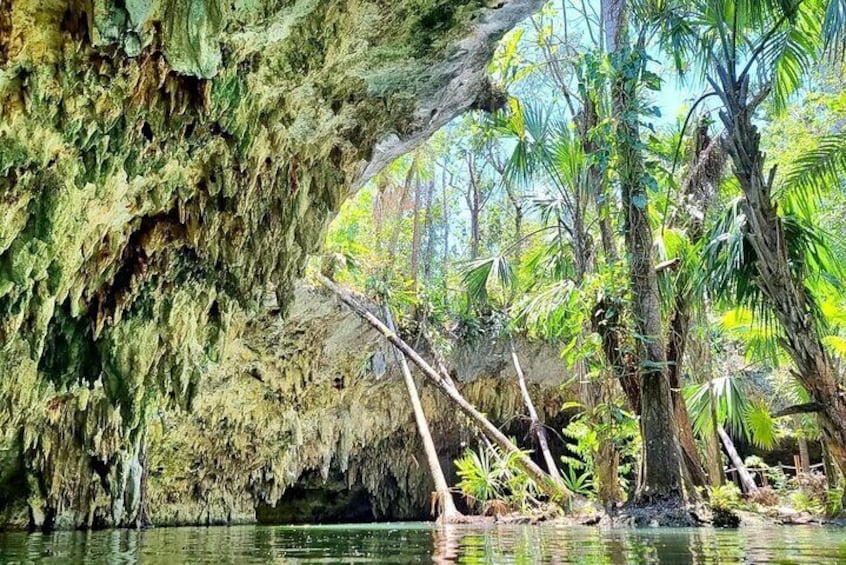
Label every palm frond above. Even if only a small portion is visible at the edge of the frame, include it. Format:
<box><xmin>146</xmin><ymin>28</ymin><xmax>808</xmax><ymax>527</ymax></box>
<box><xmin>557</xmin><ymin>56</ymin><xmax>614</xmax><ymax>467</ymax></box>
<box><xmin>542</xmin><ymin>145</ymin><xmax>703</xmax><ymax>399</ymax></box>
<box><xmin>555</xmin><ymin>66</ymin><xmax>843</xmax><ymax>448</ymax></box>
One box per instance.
<box><xmin>823</xmin><ymin>0</ymin><xmax>846</xmax><ymax>57</ymax></box>
<box><xmin>461</xmin><ymin>255</ymin><xmax>515</xmax><ymax>305</ymax></box>
<box><xmin>781</xmin><ymin>133</ymin><xmax>846</xmax><ymax>200</ymax></box>
<box><xmin>758</xmin><ymin>4</ymin><xmax>822</xmax><ymax>113</ymax></box>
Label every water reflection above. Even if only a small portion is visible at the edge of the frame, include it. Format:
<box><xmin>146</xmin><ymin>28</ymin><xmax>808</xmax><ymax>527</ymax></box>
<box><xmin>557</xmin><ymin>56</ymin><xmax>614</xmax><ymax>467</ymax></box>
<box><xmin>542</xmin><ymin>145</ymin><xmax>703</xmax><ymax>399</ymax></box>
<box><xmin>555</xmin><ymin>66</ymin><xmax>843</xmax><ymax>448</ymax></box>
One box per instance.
<box><xmin>0</xmin><ymin>522</ymin><xmax>845</xmax><ymax>563</ymax></box>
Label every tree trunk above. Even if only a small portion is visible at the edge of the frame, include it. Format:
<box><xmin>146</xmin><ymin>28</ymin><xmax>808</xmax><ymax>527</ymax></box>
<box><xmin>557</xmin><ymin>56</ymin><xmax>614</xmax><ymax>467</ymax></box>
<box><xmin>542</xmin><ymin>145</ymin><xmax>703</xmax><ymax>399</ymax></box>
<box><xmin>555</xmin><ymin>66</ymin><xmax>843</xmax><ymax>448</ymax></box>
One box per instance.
<box><xmin>466</xmin><ymin>154</ymin><xmax>481</xmax><ymax>259</ymax></box>
<box><xmin>717</xmin><ymin>425</ymin><xmax>759</xmax><ymax>494</ymax></box>
<box><xmin>822</xmin><ymin>441</ymin><xmax>839</xmax><ymax>491</ymax></box>
<box><xmin>317</xmin><ymin>275</ymin><xmax>572</xmax><ymax>504</ymax></box>
<box><xmin>387</xmin><ymin>160</ymin><xmax>415</xmax><ymax>267</ymax></box>
<box><xmin>714</xmin><ymin>72</ymin><xmax>846</xmax><ymax>478</ymax></box>
<box><xmin>423</xmin><ymin>179</ymin><xmax>436</xmax><ymax>283</ymax></box>
<box><xmin>582</xmin><ymin>93</ymin><xmax>617</xmax><ymax>265</ymax></box>
<box><xmin>704</xmin><ymin>349</ymin><xmax>725</xmax><ymax>487</ymax></box>
<box><xmin>704</xmin><ymin>425</ymin><xmax>724</xmax><ymax>488</ymax></box>
<box><xmin>665</xmin><ymin>121</ymin><xmax>724</xmax><ymax>490</ymax></box>
<box><xmin>798</xmin><ymin>435</ymin><xmax>811</xmax><ymax>475</ymax></box>
<box><xmin>382</xmin><ymin>305</ymin><xmax>460</xmax><ymax>522</ymax></box>
<box><xmin>577</xmin><ymin>88</ymin><xmax>621</xmax><ymax>507</ymax></box>
<box><xmin>410</xmin><ymin>175</ymin><xmax>423</xmax><ymax>290</ymax></box>
<box><xmin>581</xmin><ymin>372</ymin><xmax>623</xmax><ymax>507</ymax></box>
<box><xmin>441</xmin><ymin>165</ymin><xmax>450</xmax><ymax>279</ymax></box>
<box><xmin>666</xmin><ymin>299</ymin><xmax>709</xmax><ymax>489</ymax></box>
<box><xmin>510</xmin><ymin>340</ymin><xmax>561</xmax><ymax>481</ymax></box>
<box><xmin>504</xmin><ymin>182</ymin><xmax>523</xmax><ymax>265</ymax></box>
<box><xmin>604</xmin><ymin>0</ymin><xmax>686</xmax><ymax>502</ymax></box>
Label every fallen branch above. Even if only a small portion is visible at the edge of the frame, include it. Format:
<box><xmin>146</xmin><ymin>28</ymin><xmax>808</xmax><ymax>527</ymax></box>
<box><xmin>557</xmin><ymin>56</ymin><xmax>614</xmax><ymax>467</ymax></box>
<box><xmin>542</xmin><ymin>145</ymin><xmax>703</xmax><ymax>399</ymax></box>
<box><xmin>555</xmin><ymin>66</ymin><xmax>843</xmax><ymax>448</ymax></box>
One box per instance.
<box><xmin>655</xmin><ymin>257</ymin><xmax>681</xmax><ymax>273</ymax></box>
<box><xmin>772</xmin><ymin>402</ymin><xmax>824</xmax><ymax>418</ymax></box>
<box><xmin>382</xmin><ymin>304</ymin><xmax>462</xmax><ymax>523</ymax></box>
<box><xmin>317</xmin><ymin>274</ymin><xmax>572</xmax><ymax>505</ymax></box>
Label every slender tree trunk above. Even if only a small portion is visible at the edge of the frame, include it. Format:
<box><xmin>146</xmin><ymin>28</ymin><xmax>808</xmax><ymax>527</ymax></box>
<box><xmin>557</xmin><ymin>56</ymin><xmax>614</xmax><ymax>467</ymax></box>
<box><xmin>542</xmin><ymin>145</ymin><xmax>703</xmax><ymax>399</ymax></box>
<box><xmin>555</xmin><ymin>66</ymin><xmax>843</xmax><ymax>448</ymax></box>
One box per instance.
<box><xmin>703</xmin><ymin>345</ymin><xmax>725</xmax><ymax>487</ymax></box>
<box><xmin>581</xmin><ymin>93</ymin><xmax>617</xmax><ymax>265</ymax></box>
<box><xmin>382</xmin><ymin>305</ymin><xmax>460</xmax><ymax>522</ymax></box>
<box><xmin>798</xmin><ymin>435</ymin><xmax>811</xmax><ymax>475</ymax></box>
<box><xmin>441</xmin><ymin>167</ymin><xmax>450</xmax><ymax>279</ymax></box>
<box><xmin>504</xmin><ymin>183</ymin><xmax>523</xmax><ymax>265</ymax></box>
<box><xmin>592</xmin><ymin>297</ymin><xmax>641</xmax><ymax>413</ymax></box>
<box><xmin>466</xmin><ymin>154</ymin><xmax>481</xmax><ymax>259</ymax></box>
<box><xmin>714</xmin><ymin>72</ymin><xmax>846</xmax><ymax>477</ymax></box>
<box><xmin>581</xmin><ymin>372</ymin><xmax>623</xmax><ymax>507</ymax></box>
<box><xmin>410</xmin><ymin>176</ymin><xmax>423</xmax><ymax>290</ymax></box>
<box><xmin>822</xmin><ymin>441</ymin><xmax>838</xmax><ymax>490</ymax></box>
<box><xmin>423</xmin><ymin>179</ymin><xmax>436</xmax><ymax>283</ymax></box>
<box><xmin>510</xmin><ymin>339</ymin><xmax>561</xmax><ymax>481</ymax></box>
<box><xmin>317</xmin><ymin>275</ymin><xmax>572</xmax><ymax>504</ymax></box>
<box><xmin>572</xmin><ymin>204</ymin><xmax>591</xmax><ymax>281</ymax></box>
<box><xmin>704</xmin><ymin>426</ymin><xmax>724</xmax><ymax>488</ymax></box>
<box><xmin>604</xmin><ymin>0</ymin><xmax>686</xmax><ymax>502</ymax></box>
<box><xmin>717</xmin><ymin>425</ymin><xmax>759</xmax><ymax>494</ymax></box>
<box><xmin>576</xmin><ymin>90</ymin><xmax>621</xmax><ymax>507</ymax></box>
<box><xmin>387</xmin><ymin>161</ymin><xmax>415</xmax><ymax>267</ymax></box>
<box><xmin>666</xmin><ymin>299</ymin><xmax>708</xmax><ymax>489</ymax></box>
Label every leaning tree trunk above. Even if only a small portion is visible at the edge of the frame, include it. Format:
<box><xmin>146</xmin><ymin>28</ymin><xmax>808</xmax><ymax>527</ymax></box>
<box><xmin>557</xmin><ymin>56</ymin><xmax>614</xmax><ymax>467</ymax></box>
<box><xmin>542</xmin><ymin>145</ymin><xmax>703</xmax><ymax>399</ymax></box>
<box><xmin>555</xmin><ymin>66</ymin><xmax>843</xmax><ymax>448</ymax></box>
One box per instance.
<box><xmin>717</xmin><ymin>425</ymin><xmax>759</xmax><ymax>495</ymax></box>
<box><xmin>317</xmin><ymin>275</ymin><xmax>572</xmax><ymax>504</ymax></box>
<box><xmin>604</xmin><ymin>0</ymin><xmax>686</xmax><ymax>502</ymax></box>
<box><xmin>382</xmin><ymin>305</ymin><xmax>461</xmax><ymax>522</ymax></box>
<box><xmin>714</xmin><ymin>72</ymin><xmax>846</xmax><ymax>477</ymax></box>
<box><xmin>510</xmin><ymin>340</ymin><xmax>561</xmax><ymax>481</ymax></box>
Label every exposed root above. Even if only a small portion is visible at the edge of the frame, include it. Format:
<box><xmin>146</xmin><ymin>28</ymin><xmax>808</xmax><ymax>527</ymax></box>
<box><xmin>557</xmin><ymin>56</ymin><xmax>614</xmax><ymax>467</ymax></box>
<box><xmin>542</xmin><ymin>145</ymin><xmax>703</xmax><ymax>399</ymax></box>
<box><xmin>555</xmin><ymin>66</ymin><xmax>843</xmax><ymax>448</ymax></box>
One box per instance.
<box><xmin>605</xmin><ymin>497</ymin><xmax>705</xmax><ymax>528</ymax></box>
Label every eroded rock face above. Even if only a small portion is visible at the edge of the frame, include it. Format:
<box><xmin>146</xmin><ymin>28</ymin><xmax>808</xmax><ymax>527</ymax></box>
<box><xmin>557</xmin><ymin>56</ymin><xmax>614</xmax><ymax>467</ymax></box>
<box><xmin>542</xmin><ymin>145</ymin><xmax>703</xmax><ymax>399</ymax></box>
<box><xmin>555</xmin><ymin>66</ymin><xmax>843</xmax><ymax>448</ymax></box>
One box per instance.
<box><xmin>2</xmin><ymin>283</ymin><xmax>574</xmax><ymax>528</ymax></box>
<box><xmin>0</xmin><ymin>1</ymin><xmax>544</xmax><ymax>528</ymax></box>
<box><xmin>145</xmin><ymin>284</ymin><xmax>574</xmax><ymax>526</ymax></box>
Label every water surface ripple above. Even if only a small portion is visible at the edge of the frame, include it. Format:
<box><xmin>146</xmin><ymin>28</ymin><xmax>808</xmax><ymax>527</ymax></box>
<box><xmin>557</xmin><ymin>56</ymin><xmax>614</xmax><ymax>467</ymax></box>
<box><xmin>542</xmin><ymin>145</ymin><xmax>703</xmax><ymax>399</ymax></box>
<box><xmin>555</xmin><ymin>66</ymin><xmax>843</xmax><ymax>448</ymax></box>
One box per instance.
<box><xmin>1</xmin><ymin>523</ymin><xmax>844</xmax><ymax>564</ymax></box>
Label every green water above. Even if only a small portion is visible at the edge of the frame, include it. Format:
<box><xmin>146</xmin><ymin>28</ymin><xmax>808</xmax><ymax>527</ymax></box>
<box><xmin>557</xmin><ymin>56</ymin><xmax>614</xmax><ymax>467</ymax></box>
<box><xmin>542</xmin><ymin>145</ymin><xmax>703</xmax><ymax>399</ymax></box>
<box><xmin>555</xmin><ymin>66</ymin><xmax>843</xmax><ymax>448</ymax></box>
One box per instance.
<box><xmin>1</xmin><ymin>523</ymin><xmax>845</xmax><ymax>564</ymax></box>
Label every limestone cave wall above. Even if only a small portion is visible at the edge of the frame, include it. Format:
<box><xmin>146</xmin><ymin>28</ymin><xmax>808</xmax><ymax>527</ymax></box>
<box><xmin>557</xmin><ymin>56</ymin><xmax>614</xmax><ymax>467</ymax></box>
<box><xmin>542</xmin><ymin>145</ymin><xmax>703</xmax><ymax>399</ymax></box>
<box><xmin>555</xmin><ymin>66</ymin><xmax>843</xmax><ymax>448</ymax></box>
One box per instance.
<box><xmin>2</xmin><ymin>283</ymin><xmax>575</xmax><ymax>528</ymax></box>
<box><xmin>0</xmin><ymin>0</ymin><xmax>545</xmax><ymax>529</ymax></box>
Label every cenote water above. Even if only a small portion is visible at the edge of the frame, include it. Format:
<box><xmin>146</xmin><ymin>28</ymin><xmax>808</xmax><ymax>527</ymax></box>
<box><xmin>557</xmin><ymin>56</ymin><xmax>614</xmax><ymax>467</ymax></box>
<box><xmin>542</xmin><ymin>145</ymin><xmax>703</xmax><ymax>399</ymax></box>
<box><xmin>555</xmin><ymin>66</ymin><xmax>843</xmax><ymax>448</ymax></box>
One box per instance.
<box><xmin>1</xmin><ymin>523</ymin><xmax>845</xmax><ymax>564</ymax></box>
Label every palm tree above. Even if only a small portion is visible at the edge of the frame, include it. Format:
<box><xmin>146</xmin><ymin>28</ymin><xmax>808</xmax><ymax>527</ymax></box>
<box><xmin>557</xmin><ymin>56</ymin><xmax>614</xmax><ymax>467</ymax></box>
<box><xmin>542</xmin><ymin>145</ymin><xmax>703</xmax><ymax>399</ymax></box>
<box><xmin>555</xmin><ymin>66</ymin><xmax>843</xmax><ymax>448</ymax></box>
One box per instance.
<box><xmin>648</xmin><ymin>0</ymin><xmax>846</xmax><ymax>479</ymax></box>
<box><xmin>685</xmin><ymin>374</ymin><xmax>778</xmax><ymax>494</ymax></box>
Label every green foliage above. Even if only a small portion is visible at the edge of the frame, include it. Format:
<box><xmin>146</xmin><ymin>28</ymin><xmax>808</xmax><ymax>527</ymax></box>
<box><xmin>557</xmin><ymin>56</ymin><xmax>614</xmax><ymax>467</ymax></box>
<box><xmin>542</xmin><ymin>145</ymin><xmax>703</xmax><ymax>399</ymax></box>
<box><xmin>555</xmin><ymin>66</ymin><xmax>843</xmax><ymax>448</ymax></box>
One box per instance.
<box><xmin>462</xmin><ymin>255</ymin><xmax>516</xmax><ymax>306</ymax></box>
<box><xmin>789</xmin><ymin>490</ymin><xmax>825</xmax><ymax>514</ymax></box>
<box><xmin>560</xmin><ymin>402</ymin><xmax>640</xmax><ymax>501</ymax></box>
<box><xmin>707</xmin><ymin>483</ymin><xmax>743</xmax><ymax>512</ymax></box>
<box><xmin>684</xmin><ymin>375</ymin><xmax>778</xmax><ymax>450</ymax></box>
<box><xmin>454</xmin><ymin>444</ymin><xmax>540</xmax><ymax>512</ymax></box>
<box><xmin>561</xmin><ymin>466</ymin><xmax>593</xmax><ymax>497</ymax></box>
<box><xmin>826</xmin><ymin>487</ymin><xmax>844</xmax><ymax>517</ymax></box>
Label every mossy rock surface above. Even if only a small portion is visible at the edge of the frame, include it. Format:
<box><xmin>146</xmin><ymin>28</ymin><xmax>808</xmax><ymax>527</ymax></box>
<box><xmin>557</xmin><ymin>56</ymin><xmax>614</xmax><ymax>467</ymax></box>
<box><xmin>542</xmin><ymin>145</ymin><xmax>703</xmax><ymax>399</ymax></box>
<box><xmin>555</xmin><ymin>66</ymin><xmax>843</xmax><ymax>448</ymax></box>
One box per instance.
<box><xmin>0</xmin><ymin>0</ymin><xmax>544</xmax><ymax>528</ymax></box>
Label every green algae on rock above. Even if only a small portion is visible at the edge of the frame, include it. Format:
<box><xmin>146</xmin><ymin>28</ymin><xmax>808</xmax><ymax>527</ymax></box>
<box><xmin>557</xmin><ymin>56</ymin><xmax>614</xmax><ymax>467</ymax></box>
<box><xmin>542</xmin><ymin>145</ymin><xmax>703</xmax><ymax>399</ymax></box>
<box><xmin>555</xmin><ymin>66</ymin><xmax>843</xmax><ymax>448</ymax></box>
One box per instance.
<box><xmin>0</xmin><ymin>0</ymin><xmax>544</xmax><ymax>528</ymax></box>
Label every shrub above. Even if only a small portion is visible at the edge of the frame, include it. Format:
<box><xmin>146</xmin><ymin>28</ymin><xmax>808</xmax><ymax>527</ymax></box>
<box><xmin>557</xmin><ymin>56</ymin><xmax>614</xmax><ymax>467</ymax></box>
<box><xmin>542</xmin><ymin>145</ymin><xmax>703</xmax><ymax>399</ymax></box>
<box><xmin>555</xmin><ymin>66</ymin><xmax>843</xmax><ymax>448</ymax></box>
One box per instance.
<box><xmin>748</xmin><ymin>486</ymin><xmax>778</xmax><ymax>506</ymax></box>
<box><xmin>708</xmin><ymin>483</ymin><xmax>743</xmax><ymax>512</ymax></box>
<box><xmin>826</xmin><ymin>487</ymin><xmax>844</xmax><ymax>518</ymax></box>
<box><xmin>788</xmin><ymin>490</ymin><xmax>824</xmax><ymax>514</ymax></box>
<box><xmin>454</xmin><ymin>444</ymin><xmax>540</xmax><ymax>513</ymax></box>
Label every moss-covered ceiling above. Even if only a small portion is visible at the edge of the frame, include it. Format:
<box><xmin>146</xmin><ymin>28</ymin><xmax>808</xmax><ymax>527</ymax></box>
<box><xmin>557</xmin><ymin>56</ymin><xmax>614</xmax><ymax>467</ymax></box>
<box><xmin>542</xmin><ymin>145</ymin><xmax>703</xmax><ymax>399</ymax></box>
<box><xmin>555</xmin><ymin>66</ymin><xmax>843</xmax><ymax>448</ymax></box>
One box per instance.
<box><xmin>0</xmin><ymin>0</ymin><xmax>543</xmax><ymax>528</ymax></box>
